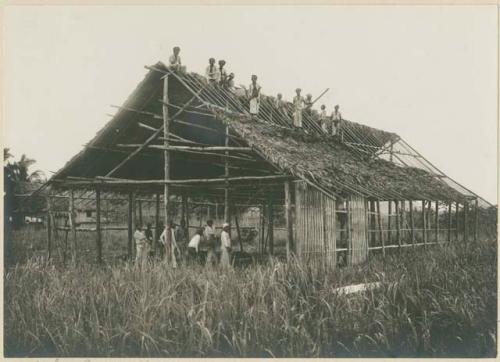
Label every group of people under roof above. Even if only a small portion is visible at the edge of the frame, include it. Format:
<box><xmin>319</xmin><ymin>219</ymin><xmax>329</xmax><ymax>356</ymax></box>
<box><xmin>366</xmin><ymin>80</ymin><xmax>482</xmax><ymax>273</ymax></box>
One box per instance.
<box><xmin>168</xmin><ymin>46</ymin><xmax>344</xmax><ymax>136</ymax></box>
<box><xmin>133</xmin><ymin>218</ymin><xmax>233</xmax><ymax>270</ymax></box>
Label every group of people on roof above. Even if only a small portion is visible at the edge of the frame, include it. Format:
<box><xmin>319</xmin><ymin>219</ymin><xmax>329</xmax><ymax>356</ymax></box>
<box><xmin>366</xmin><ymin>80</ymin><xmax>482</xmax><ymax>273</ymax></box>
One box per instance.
<box><xmin>168</xmin><ymin>46</ymin><xmax>344</xmax><ymax>136</ymax></box>
<box><xmin>133</xmin><ymin>218</ymin><xmax>233</xmax><ymax>270</ymax></box>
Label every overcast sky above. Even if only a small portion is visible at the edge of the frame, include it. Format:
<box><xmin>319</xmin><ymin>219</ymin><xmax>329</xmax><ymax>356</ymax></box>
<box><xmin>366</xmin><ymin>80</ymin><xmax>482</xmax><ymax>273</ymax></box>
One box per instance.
<box><xmin>3</xmin><ymin>5</ymin><xmax>498</xmax><ymax>203</ymax></box>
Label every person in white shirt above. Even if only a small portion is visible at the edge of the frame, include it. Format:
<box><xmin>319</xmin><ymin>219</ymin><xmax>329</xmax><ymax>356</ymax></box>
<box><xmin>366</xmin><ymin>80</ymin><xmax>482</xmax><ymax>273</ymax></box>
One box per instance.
<box><xmin>293</xmin><ymin>88</ymin><xmax>305</xmax><ymax>128</ymax></box>
<box><xmin>205</xmin><ymin>58</ymin><xmax>219</xmax><ymax>84</ymax></box>
<box><xmin>319</xmin><ymin>105</ymin><xmax>330</xmax><ymax>134</ymax></box>
<box><xmin>169</xmin><ymin>46</ymin><xmax>185</xmax><ymax>72</ymax></box>
<box><xmin>204</xmin><ymin>220</ymin><xmax>217</xmax><ymax>266</ymax></box>
<box><xmin>187</xmin><ymin>228</ymin><xmax>203</xmax><ymax>263</ymax></box>
<box><xmin>220</xmin><ymin>222</ymin><xmax>232</xmax><ymax>269</ymax></box>
<box><xmin>331</xmin><ymin>104</ymin><xmax>343</xmax><ymax>136</ymax></box>
<box><xmin>134</xmin><ymin>225</ymin><xmax>149</xmax><ymax>270</ymax></box>
<box><xmin>247</xmin><ymin>75</ymin><xmax>261</xmax><ymax>115</ymax></box>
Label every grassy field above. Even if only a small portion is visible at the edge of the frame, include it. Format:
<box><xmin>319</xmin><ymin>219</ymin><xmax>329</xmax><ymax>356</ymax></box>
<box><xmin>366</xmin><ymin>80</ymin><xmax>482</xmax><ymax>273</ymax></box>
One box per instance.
<box><xmin>4</xmin><ymin>228</ymin><xmax>497</xmax><ymax>357</ymax></box>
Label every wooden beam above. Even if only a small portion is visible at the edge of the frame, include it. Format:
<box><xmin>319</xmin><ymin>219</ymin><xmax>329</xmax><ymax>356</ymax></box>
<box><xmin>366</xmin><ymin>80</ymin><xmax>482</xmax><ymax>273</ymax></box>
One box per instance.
<box><xmin>163</xmin><ymin>74</ymin><xmax>173</xmax><ymax>266</ymax></box>
<box><xmin>409</xmin><ymin>200</ymin><xmax>415</xmax><ymax>248</ymax></box>
<box><xmin>128</xmin><ymin>192</ymin><xmax>134</xmax><ymax>259</ymax></box>
<box><xmin>95</xmin><ymin>188</ymin><xmax>102</xmax><ymax>264</ymax></box>
<box><xmin>224</xmin><ymin>125</ymin><xmax>230</xmax><ymax>223</ymax></box>
<box><xmin>376</xmin><ymin>200</ymin><xmax>385</xmax><ymax>256</ymax></box>
<box><xmin>154</xmin><ymin>193</ymin><xmax>160</xmax><ymax>256</ymax></box>
<box><xmin>81</xmin><ymin>175</ymin><xmax>291</xmax><ymax>185</ymax></box>
<box><xmin>117</xmin><ymin>144</ymin><xmax>253</xmax><ymax>152</ymax></box>
<box><xmin>285</xmin><ymin>180</ymin><xmax>293</xmax><ymax>261</ymax></box>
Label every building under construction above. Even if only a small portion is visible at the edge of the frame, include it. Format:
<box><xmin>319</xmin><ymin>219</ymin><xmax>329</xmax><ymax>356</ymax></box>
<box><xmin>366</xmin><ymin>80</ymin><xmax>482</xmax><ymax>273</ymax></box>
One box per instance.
<box><xmin>37</xmin><ymin>61</ymin><xmax>495</xmax><ymax>267</ymax></box>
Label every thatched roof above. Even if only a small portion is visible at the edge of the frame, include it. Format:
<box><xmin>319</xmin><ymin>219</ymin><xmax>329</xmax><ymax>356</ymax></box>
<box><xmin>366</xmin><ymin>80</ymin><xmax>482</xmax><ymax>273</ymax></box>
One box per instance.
<box><xmin>48</xmin><ymin>62</ymin><xmax>471</xmax><ymax>202</ymax></box>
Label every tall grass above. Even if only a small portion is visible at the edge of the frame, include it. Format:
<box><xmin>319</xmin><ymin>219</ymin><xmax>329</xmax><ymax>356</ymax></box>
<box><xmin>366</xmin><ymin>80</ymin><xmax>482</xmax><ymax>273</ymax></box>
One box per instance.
<box><xmin>4</xmin><ymin>240</ymin><xmax>496</xmax><ymax>357</ymax></box>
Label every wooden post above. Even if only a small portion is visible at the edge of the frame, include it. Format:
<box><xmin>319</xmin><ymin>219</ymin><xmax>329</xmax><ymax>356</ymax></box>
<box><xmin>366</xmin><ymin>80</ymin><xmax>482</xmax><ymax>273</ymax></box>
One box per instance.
<box><xmin>260</xmin><ymin>203</ymin><xmax>266</xmax><ymax>254</ymax></box>
<box><xmin>46</xmin><ymin>195</ymin><xmax>52</xmax><ymax>260</ymax></box>
<box><xmin>447</xmin><ymin>202</ymin><xmax>452</xmax><ymax>243</ymax></box>
<box><xmin>95</xmin><ymin>188</ymin><xmax>102</xmax><ymax>264</ymax></box>
<box><xmin>182</xmin><ymin>194</ymin><xmax>189</xmax><ymax>238</ymax></box>
<box><xmin>422</xmin><ymin>200</ymin><xmax>427</xmax><ymax>248</ymax></box>
<box><xmin>455</xmin><ymin>201</ymin><xmax>459</xmax><ymax>242</ymax></box>
<box><xmin>409</xmin><ymin>200</ymin><xmax>415</xmax><ymax>248</ymax></box>
<box><xmin>285</xmin><ymin>180</ymin><xmax>293</xmax><ymax>261</ymax></box>
<box><xmin>154</xmin><ymin>193</ymin><xmax>160</xmax><ymax>256</ymax></box>
<box><xmin>369</xmin><ymin>200</ymin><xmax>376</xmax><ymax>245</ymax></box>
<box><xmin>474</xmin><ymin>198</ymin><xmax>479</xmax><ymax>242</ymax></box>
<box><xmin>234</xmin><ymin>205</ymin><xmax>243</xmax><ymax>252</ymax></box>
<box><xmin>464</xmin><ymin>200</ymin><xmax>469</xmax><ymax>243</ymax></box>
<box><xmin>138</xmin><ymin>200</ymin><xmax>143</xmax><ymax>227</ymax></box>
<box><xmin>69</xmin><ymin>189</ymin><xmax>77</xmax><ymax>263</ymax></box>
<box><xmin>346</xmin><ymin>199</ymin><xmax>352</xmax><ymax>266</ymax></box>
<box><xmin>387</xmin><ymin>200</ymin><xmax>392</xmax><ymax>245</ymax></box>
<box><xmin>395</xmin><ymin>200</ymin><xmax>401</xmax><ymax>251</ymax></box>
<box><xmin>224</xmin><ymin>125</ymin><xmax>230</xmax><ymax>223</ymax></box>
<box><xmin>435</xmin><ymin>201</ymin><xmax>439</xmax><ymax>243</ymax></box>
<box><xmin>376</xmin><ymin>200</ymin><xmax>384</xmax><ymax>256</ymax></box>
<box><xmin>127</xmin><ymin>192</ymin><xmax>134</xmax><ymax>259</ymax></box>
<box><xmin>163</xmin><ymin>74</ymin><xmax>173</xmax><ymax>265</ymax></box>
<box><xmin>268</xmin><ymin>201</ymin><xmax>274</xmax><ymax>256</ymax></box>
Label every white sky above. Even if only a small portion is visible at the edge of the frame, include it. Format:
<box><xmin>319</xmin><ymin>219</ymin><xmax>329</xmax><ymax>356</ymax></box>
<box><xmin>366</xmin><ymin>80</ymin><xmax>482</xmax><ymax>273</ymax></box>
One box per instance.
<box><xmin>3</xmin><ymin>5</ymin><xmax>498</xmax><ymax>203</ymax></box>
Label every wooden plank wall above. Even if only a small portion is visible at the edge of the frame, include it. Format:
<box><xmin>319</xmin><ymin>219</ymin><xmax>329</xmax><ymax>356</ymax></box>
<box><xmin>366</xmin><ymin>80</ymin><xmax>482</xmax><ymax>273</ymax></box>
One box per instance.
<box><xmin>294</xmin><ymin>181</ymin><xmax>336</xmax><ymax>268</ymax></box>
<box><xmin>349</xmin><ymin>195</ymin><xmax>368</xmax><ymax>265</ymax></box>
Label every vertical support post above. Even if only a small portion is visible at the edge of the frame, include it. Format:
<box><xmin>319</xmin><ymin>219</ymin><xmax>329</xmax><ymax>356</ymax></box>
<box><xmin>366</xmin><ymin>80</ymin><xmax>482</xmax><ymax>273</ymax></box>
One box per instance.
<box><xmin>387</xmin><ymin>200</ymin><xmax>392</xmax><ymax>245</ymax></box>
<box><xmin>46</xmin><ymin>195</ymin><xmax>52</xmax><ymax>260</ymax></box>
<box><xmin>268</xmin><ymin>200</ymin><xmax>274</xmax><ymax>256</ymax></box>
<box><xmin>234</xmin><ymin>205</ymin><xmax>243</xmax><ymax>252</ymax></box>
<box><xmin>260</xmin><ymin>203</ymin><xmax>266</xmax><ymax>254</ymax></box>
<box><xmin>128</xmin><ymin>192</ymin><xmax>134</xmax><ymax>260</ymax></box>
<box><xmin>285</xmin><ymin>180</ymin><xmax>293</xmax><ymax>261</ymax></box>
<box><xmin>435</xmin><ymin>201</ymin><xmax>439</xmax><ymax>243</ymax></box>
<box><xmin>138</xmin><ymin>200</ymin><xmax>143</xmax><ymax>228</ymax></box>
<box><xmin>447</xmin><ymin>202</ymin><xmax>452</xmax><ymax>243</ymax></box>
<box><xmin>182</xmin><ymin>194</ymin><xmax>189</xmax><ymax>238</ymax></box>
<box><xmin>224</xmin><ymin>125</ymin><xmax>230</xmax><ymax>223</ymax></box>
<box><xmin>154</xmin><ymin>193</ymin><xmax>160</xmax><ymax>256</ymax></box>
<box><xmin>474</xmin><ymin>198</ymin><xmax>479</xmax><ymax>242</ymax></box>
<box><xmin>376</xmin><ymin>200</ymin><xmax>384</xmax><ymax>256</ymax></box>
<box><xmin>395</xmin><ymin>200</ymin><xmax>401</xmax><ymax>251</ymax></box>
<box><xmin>455</xmin><ymin>201</ymin><xmax>459</xmax><ymax>242</ymax></box>
<box><xmin>464</xmin><ymin>200</ymin><xmax>469</xmax><ymax>244</ymax></box>
<box><xmin>163</xmin><ymin>74</ymin><xmax>172</xmax><ymax>265</ymax></box>
<box><xmin>346</xmin><ymin>199</ymin><xmax>352</xmax><ymax>266</ymax></box>
<box><xmin>422</xmin><ymin>200</ymin><xmax>427</xmax><ymax>248</ymax></box>
<box><xmin>69</xmin><ymin>189</ymin><xmax>77</xmax><ymax>263</ymax></box>
<box><xmin>409</xmin><ymin>200</ymin><xmax>415</xmax><ymax>248</ymax></box>
<box><xmin>95</xmin><ymin>188</ymin><xmax>102</xmax><ymax>264</ymax></box>
<box><xmin>369</xmin><ymin>200</ymin><xmax>376</xmax><ymax>245</ymax></box>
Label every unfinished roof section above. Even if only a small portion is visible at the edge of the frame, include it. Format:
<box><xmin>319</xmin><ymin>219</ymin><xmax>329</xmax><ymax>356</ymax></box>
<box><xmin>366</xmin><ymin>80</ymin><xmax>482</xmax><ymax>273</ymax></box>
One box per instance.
<box><xmin>48</xmin><ymin>62</ymin><xmax>491</xmax><ymax>206</ymax></box>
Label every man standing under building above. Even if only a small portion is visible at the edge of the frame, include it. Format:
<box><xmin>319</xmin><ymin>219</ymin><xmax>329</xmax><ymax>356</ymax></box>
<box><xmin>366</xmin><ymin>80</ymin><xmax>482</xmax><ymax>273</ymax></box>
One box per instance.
<box><xmin>205</xmin><ymin>58</ymin><xmax>219</xmax><ymax>84</ymax></box>
<box><xmin>204</xmin><ymin>219</ymin><xmax>217</xmax><ymax>266</ymax></box>
<box><xmin>293</xmin><ymin>88</ymin><xmax>305</xmax><ymax>127</ymax></box>
<box><xmin>220</xmin><ymin>223</ymin><xmax>232</xmax><ymax>269</ymax></box>
<box><xmin>169</xmin><ymin>46</ymin><xmax>184</xmax><ymax>72</ymax></box>
<box><xmin>248</xmin><ymin>75</ymin><xmax>261</xmax><ymax>116</ymax></box>
<box><xmin>134</xmin><ymin>224</ymin><xmax>149</xmax><ymax>270</ymax></box>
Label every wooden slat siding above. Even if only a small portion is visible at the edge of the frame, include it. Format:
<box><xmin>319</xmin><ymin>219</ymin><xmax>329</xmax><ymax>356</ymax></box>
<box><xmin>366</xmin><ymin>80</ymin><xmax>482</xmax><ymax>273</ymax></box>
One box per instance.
<box><xmin>294</xmin><ymin>181</ymin><xmax>303</xmax><ymax>260</ymax></box>
<box><xmin>409</xmin><ymin>200</ymin><xmax>415</xmax><ymax>248</ymax></box>
<box><xmin>474</xmin><ymin>198</ymin><xmax>479</xmax><ymax>242</ymax></box>
<box><xmin>370</xmin><ymin>200</ymin><xmax>376</xmax><ymax>246</ymax></box>
<box><xmin>455</xmin><ymin>202</ymin><xmax>459</xmax><ymax>242</ymax></box>
<box><xmin>377</xmin><ymin>200</ymin><xmax>385</xmax><ymax>256</ymax></box>
<box><xmin>349</xmin><ymin>195</ymin><xmax>368</xmax><ymax>265</ymax></box>
<box><xmin>435</xmin><ymin>201</ymin><xmax>439</xmax><ymax>243</ymax></box>
<box><xmin>422</xmin><ymin>200</ymin><xmax>427</xmax><ymax>248</ymax></box>
<box><xmin>447</xmin><ymin>202</ymin><xmax>452</xmax><ymax>243</ymax></box>
<box><xmin>325</xmin><ymin>195</ymin><xmax>336</xmax><ymax>269</ymax></box>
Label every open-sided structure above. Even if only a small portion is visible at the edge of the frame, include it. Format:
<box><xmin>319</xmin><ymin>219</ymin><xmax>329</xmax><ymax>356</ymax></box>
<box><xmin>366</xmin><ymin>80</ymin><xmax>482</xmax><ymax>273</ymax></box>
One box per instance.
<box><xmin>40</xmin><ymin>61</ymin><xmax>494</xmax><ymax>267</ymax></box>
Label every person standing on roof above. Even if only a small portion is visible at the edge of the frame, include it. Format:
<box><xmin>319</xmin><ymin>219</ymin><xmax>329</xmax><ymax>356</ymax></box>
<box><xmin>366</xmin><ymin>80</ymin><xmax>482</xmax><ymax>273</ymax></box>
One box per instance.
<box><xmin>218</xmin><ymin>60</ymin><xmax>228</xmax><ymax>86</ymax></box>
<box><xmin>205</xmin><ymin>58</ymin><xmax>219</xmax><ymax>84</ymax></box>
<box><xmin>225</xmin><ymin>72</ymin><xmax>235</xmax><ymax>91</ymax></box>
<box><xmin>331</xmin><ymin>104</ymin><xmax>343</xmax><ymax>136</ymax></box>
<box><xmin>274</xmin><ymin>93</ymin><xmax>287</xmax><ymax>117</ymax></box>
<box><xmin>293</xmin><ymin>88</ymin><xmax>305</xmax><ymax>127</ymax></box>
<box><xmin>248</xmin><ymin>75</ymin><xmax>261</xmax><ymax>116</ymax></box>
<box><xmin>304</xmin><ymin>94</ymin><xmax>314</xmax><ymax>116</ymax></box>
<box><xmin>319</xmin><ymin>104</ymin><xmax>330</xmax><ymax>134</ymax></box>
<box><xmin>169</xmin><ymin>46</ymin><xmax>184</xmax><ymax>72</ymax></box>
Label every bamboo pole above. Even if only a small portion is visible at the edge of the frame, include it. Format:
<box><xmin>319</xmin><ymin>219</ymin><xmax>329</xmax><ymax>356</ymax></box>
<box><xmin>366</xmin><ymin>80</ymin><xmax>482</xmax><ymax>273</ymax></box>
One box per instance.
<box><xmin>260</xmin><ymin>203</ymin><xmax>265</xmax><ymax>255</ymax></box>
<box><xmin>268</xmin><ymin>201</ymin><xmax>274</xmax><ymax>256</ymax></box>
<box><xmin>182</xmin><ymin>194</ymin><xmax>188</xmax><ymax>238</ymax></box>
<box><xmin>409</xmin><ymin>200</ymin><xmax>415</xmax><ymax>248</ymax></box>
<box><xmin>234</xmin><ymin>206</ymin><xmax>243</xmax><ymax>252</ymax></box>
<box><xmin>69</xmin><ymin>189</ymin><xmax>77</xmax><ymax>263</ymax></box>
<box><xmin>447</xmin><ymin>202</ymin><xmax>452</xmax><ymax>243</ymax></box>
<box><xmin>128</xmin><ymin>192</ymin><xmax>134</xmax><ymax>259</ymax></box>
<box><xmin>387</xmin><ymin>200</ymin><xmax>392</xmax><ymax>245</ymax></box>
<box><xmin>46</xmin><ymin>195</ymin><xmax>52</xmax><ymax>260</ymax></box>
<box><xmin>422</xmin><ymin>200</ymin><xmax>427</xmax><ymax>248</ymax></box>
<box><xmin>474</xmin><ymin>198</ymin><xmax>479</xmax><ymax>242</ymax></box>
<box><xmin>346</xmin><ymin>199</ymin><xmax>352</xmax><ymax>266</ymax></box>
<box><xmin>155</xmin><ymin>193</ymin><xmax>160</xmax><ymax>256</ymax></box>
<box><xmin>95</xmin><ymin>188</ymin><xmax>102</xmax><ymax>264</ymax></box>
<box><xmin>285</xmin><ymin>180</ymin><xmax>293</xmax><ymax>261</ymax></box>
<box><xmin>376</xmin><ymin>200</ymin><xmax>384</xmax><ymax>256</ymax></box>
<box><xmin>224</xmin><ymin>125</ymin><xmax>230</xmax><ymax>223</ymax></box>
<box><xmin>163</xmin><ymin>75</ymin><xmax>173</xmax><ymax>265</ymax></box>
<box><xmin>138</xmin><ymin>200</ymin><xmax>143</xmax><ymax>227</ymax></box>
<box><xmin>370</xmin><ymin>200</ymin><xmax>376</xmax><ymax>245</ymax></box>
<box><xmin>395</xmin><ymin>200</ymin><xmax>401</xmax><ymax>251</ymax></box>
<box><xmin>455</xmin><ymin>201</ymin><xmax>459</xmax><ymax>242</ymax></box>
<box><xmin>435</xmin><ymin>201</ymin><xmax>439</xmax><ymax>243</ymax></box>
<box><xmin>116</xmin><ymin>145</ymin><xmax>253</xmax><ymax>152</ymax></box>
